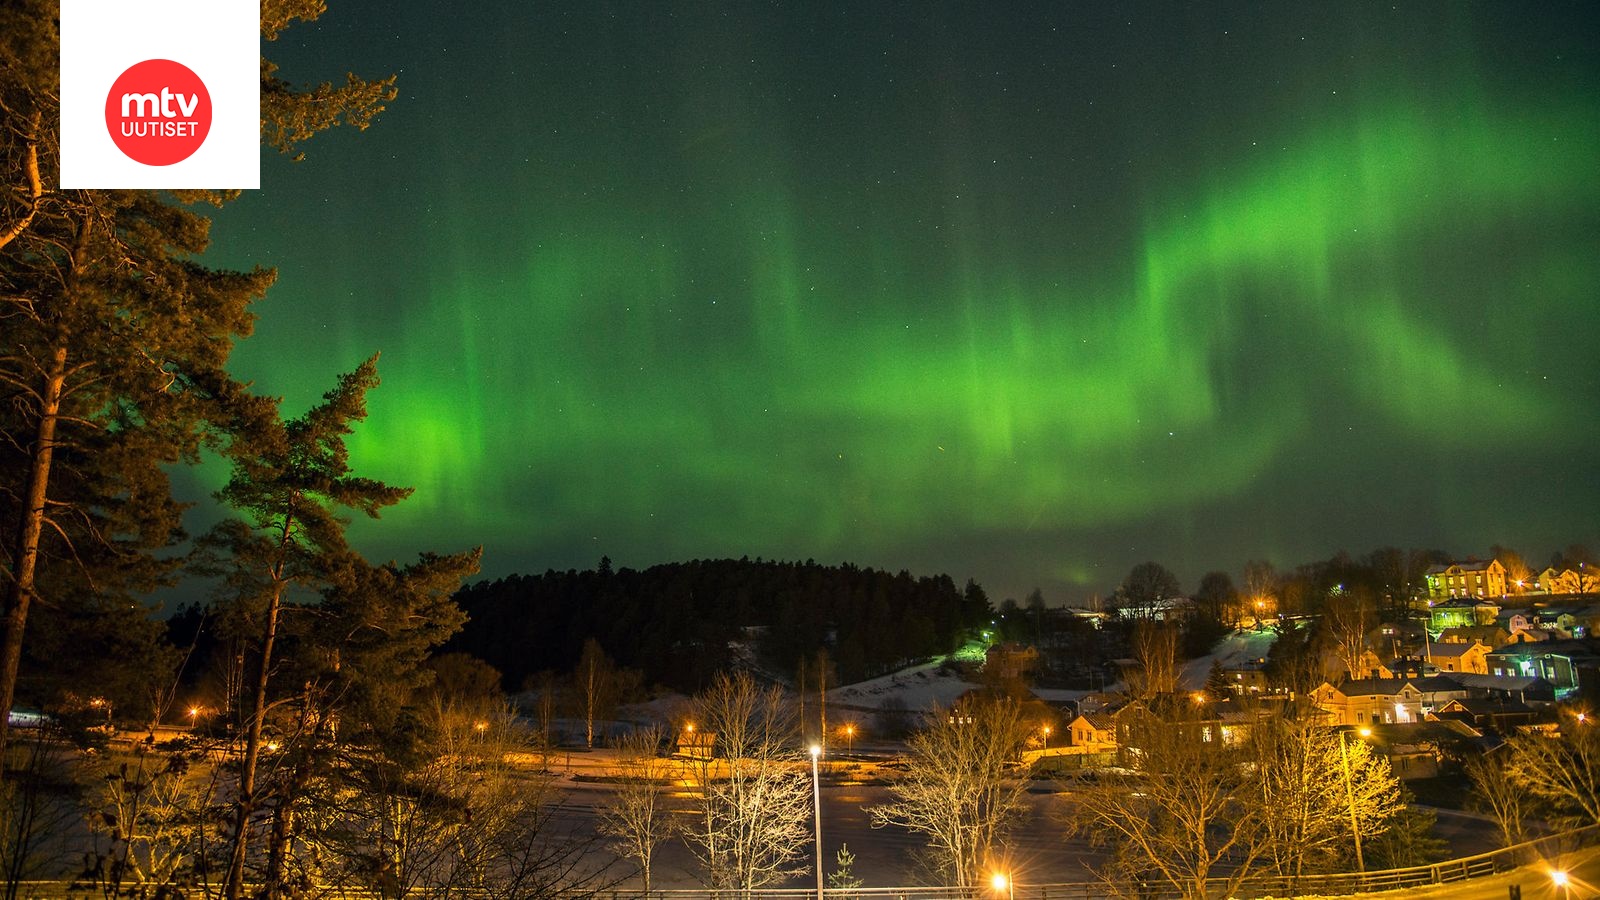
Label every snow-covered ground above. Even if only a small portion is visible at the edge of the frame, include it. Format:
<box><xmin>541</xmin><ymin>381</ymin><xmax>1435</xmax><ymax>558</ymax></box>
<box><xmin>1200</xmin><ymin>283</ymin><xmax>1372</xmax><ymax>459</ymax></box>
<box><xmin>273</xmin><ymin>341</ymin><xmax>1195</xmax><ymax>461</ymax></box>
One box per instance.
<box><xmin>1177</xmin><ymin>627</ymin><xmax>1279</xmax><ymax>689</ymax></box>
<box><xmin>823</xmin><ymin>658</ymin><xmax>976</xmax><ymax>712</ymax></box>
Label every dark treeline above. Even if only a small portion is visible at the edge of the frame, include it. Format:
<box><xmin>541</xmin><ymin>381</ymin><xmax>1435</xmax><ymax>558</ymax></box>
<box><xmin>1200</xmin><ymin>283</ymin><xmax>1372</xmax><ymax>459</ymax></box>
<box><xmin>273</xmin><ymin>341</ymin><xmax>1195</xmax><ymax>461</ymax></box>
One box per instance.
<box><xmin>447</xmin><ymin>557</ymin><xmax>992</xmax><ymax>692</ymax></box>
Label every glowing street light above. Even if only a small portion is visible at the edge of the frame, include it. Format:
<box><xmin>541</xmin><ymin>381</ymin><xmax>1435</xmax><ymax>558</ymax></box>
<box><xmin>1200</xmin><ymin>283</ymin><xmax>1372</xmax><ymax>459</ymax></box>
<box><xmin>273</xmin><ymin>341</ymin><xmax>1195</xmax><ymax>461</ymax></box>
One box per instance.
<box><xmin>1041</xmin><ymin>724</ymin><xmax>1052</xmax><ymax>752</ymax></box>
<box><xmin>843</xmin><ymin>722</ymin><xmax>856</xmax><ymax>756</ymax></box>
<box><xmin>1552</xmin><ymin>869</ymin><xmax>1572</xmax><ymax>900</ymax></box>
<box><xmin>809</xmin><ymin>744</ymin><xmax>824</xmax><ymax>899</ymax></box>
<box><xmin>990</xmin><ymin>871</ymin><xmax>1015</xmax><ymax>900</ymax></box>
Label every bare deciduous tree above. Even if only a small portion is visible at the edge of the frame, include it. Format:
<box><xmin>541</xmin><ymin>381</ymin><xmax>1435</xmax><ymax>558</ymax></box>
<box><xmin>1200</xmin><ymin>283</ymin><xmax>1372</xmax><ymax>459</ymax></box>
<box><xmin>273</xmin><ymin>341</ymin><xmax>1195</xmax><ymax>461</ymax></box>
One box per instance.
<box><xmin>1465</xmin><ymin>750</ymin><xmax>1528</xmax><ymax>847</ymax></box>
<box><xmin>1503</xmin><ymin>722</ymin><xmax>1600</xmax><ymax>829</ymax></box>
<box><xmin>1325</xmin><ymin>596</ymin><xmax>1373</xmax><ymax>679</ymax></box>
<box><xmin>870</xmin><ymin>696</ymin><xmax>1031</xmax><ymax>887</ymax></box>
<box><xmin>1066</xmin><ymin>711</ymin><xmax>1266</xmax><ymax>900</ymax></box>
<box><xmin>577</xmin><ymin>639</ymin><xmax>615</xmax><ymax>750</ymax></box>
<box><xmin>83</xmin><ymin>741</ymin><xmax>219</xmax><ymax>893</ymax></box>
<box><xmin>1253</xmin><ymin>719</ymin><xmax>1401</xmax><ymax>883</ymax></box>
<box><xmin>1128</xmin><ymin>622</ymin><xmax>1178</xmax><ymax>699</ymax></box>
<box><xmin>600</xmin><ymin>725</ymin><xmax>679</xmax><ymax>893</ymax></box>
<box><xmin>684</xmin><ymin>671</ymin><xmax>811</xmax><ymax>891</ymax></box>
<box><xmin>291</xmin><ymin>701</ymin><xmax>610</xmax><ymax>898</ymax></box>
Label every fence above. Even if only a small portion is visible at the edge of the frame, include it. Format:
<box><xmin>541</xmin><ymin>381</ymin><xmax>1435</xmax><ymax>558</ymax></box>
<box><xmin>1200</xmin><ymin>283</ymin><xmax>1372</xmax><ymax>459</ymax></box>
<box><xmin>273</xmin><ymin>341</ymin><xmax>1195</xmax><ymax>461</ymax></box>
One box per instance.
<box><xmin>12</xmin><ymin>825</ymin><xmax>1599</xmax><ymax>900</ymax></box>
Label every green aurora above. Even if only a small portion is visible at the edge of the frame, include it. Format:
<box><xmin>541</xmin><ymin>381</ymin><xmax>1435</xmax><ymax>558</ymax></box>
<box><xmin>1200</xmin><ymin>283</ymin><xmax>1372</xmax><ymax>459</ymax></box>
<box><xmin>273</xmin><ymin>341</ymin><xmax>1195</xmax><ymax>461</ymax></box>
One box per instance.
<box><xmin>203</xmin><ymin>3</ymin><xmax>1600</xmax><ymax>599</ymax></box>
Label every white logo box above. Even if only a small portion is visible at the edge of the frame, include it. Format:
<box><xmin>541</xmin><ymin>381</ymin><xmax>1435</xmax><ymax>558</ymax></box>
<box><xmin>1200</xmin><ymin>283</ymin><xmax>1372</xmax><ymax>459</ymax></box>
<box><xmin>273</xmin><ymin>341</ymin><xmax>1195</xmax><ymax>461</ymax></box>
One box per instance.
<box><xmin>60</xmin><ymin>0</ymin><xmax>259</xmax><ymax>189</ymax></box>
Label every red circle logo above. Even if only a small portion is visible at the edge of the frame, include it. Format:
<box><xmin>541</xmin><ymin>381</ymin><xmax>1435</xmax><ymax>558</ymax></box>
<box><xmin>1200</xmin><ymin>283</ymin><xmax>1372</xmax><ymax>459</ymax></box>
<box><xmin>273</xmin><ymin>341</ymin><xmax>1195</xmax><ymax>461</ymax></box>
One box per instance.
<box><xmin>104</xmin><ymin>59</ymin><xmax>212</xmax><ymax>166</ymax></box>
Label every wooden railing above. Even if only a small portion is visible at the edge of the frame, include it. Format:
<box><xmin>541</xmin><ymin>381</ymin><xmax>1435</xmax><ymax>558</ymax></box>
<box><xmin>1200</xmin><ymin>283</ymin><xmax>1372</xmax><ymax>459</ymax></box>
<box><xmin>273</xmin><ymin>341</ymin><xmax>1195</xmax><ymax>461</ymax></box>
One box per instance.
<box><xmin>12</xmin><ymin>825</ymin><xmax>1598</xmax><ymax>900</ymax></box>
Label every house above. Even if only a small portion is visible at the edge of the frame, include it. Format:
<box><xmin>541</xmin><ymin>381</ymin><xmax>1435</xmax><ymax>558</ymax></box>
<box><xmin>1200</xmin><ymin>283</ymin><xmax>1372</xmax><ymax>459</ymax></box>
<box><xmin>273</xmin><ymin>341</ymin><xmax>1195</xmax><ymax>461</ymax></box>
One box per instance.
<box><xmin>984</xmin><ymin>642</ymin><xmax>1040</xmax><ymax>682</ymax></box>
<box><xmin>1060</xmin><ymin>607</ymin><xmax>1113</xmax><ymax>629</ymax></box>
<box><xmin>1354</xmin><ymin>720</ymin><xmax>1485</xmax><ymax>780</ymax></box>
<box><xmin>1439</xmin><ymin>625</ymin><xmax>1511</xmax><ymax>648</ymax></box>
<box><xmin>1442</xmin><ymin>672</ymin><xmax>1557</xmax><ymax>704</ymax></box>
<box><xmin>1221</xmin><ymin>657</ymin><xmax>1271</xmax><ymax>694</ymax></box>
<box><xmin>1426</xmin><ymin>559</ymin><xmax>1508</xmax><ymax>600</ymax></box>
<box><xmin>1065</xmin><ymin>711</ymin><xmax>1116</xmax><ymax>749</ymax></box>
<box><xmin>1534</xmin><ymin>567</ymin><xmax>1600</xmax><ymax>596</ymax></box>
<box><xmin>1423</xmin><ymin>640</ymin><xmax>1491</xmax><ymax>674</ymax></box>
<box><xmin>1352</xmin><ymin>652</ymin><xmax>1438</xmax><ymax>680</ymax></box>
<box><xmin>676</xmin><ymin>729</ymin><xmax>716</xmax><ymax>759</ymax></box>
<box><xmin>1430</xmin><ymin>597</ymin><xmax>1504</xmax><ymax>631</ymax></box>
<box><xmin>1113</xmin><ymin>693</ymin><xmax>1228</xmax><ymax>764</ymax></box>
<box><xmin>1433</xmin><ymin>698</ymin><xmax>1542</xmax><ymax>733</ymax></box>
<box><xmin>1312</xmin><ymin>677</ymin><xmax>1468</xmax><ymax>727</ymax></box>
<box><xmin>1485</xmin><ymin>639</ymin><xmax>1600</xmax><ymax>700</ymax></box>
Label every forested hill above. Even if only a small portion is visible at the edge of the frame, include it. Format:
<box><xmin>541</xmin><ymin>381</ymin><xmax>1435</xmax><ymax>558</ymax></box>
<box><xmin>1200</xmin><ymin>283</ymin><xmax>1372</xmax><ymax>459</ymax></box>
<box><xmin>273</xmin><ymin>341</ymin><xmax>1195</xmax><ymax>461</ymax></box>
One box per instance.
<box><xmin>446</xmin><ymin>558</ymin><xmax>992</xmax><ymax>692</ymax></box>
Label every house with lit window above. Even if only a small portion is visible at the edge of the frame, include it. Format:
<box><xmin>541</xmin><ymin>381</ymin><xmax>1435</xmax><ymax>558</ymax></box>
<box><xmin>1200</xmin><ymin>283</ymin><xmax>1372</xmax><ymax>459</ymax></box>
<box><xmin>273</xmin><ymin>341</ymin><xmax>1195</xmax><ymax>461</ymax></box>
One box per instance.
<box><xmin>1424</xmin><ymin>640</ymin><xmax>1491</xmax><ymax>674</ymax></box>
<box><xmin>1429</xmin><ymin>598</ymin><xmax>1501</xmax><ymax>632</ymax></box>
<box><xmin>1439</xmin><ymin>625</ymin><xmax>1511</xmax><ymax>648</ymax></box>
<box><xmin>1355</xmin><ymin>720</ymin><xmax>1485</xmax><ymax>780</ymax></box>
<box><xmin>1065</xmin><ymin>711</ymin><xmax>1116</xmax><ymax>749</ymax></box>
<box><xmin>1534</xmin><ymin>567</ymin><xmax>1600</xmax><ymax>596</ymax></box>
<box><xmin>1426</xmin><ymin>559</ymin><xmax>1507</xmax><ymax>600</ymax></box>
<box><xmin>1311</xmin><ymin>677</ymin><xmax>1468</xmax><ymax>727</ymax></box>
<box><xmin>1112</xmin><ymin>694</ymin><xmax>1229</xmax><ymax>765</ymax></box>
<box><xmin>1485</xmin><ymin>638</ymin><xmax>1600</xmax><ymax>700</ymax></box>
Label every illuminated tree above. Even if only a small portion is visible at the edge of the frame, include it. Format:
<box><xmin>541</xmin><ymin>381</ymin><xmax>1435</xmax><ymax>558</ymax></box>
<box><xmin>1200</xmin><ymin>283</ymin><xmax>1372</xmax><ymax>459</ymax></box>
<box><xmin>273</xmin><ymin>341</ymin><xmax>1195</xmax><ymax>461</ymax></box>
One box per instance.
<box><xmin>1128</xmin><ymin>622</ymin><xmax>1179</xmax><ymax>699</ymax></box>
<box><xmin>1243</xmin><ymin>559</ymin><xmax>1277</xmax><ymax>615</ymax></box>
<box><xmin>577</xmin><ymin>638</ymin><xmax>620</xmax><ymax>749</ymax></box>
<box><xmin>82</xmin><ymin>741</ymin><xmax>220</xmax><ymax>893</ymax></box>
<box><xmin>293</xmin><ymin>702</ymin><xmax>607</xmax><ymax>897</ymax></box>
<box><xmin>600</xmin><ymin>725</ymin><xmax>679</xmax><ymax>893</ymax></box>
<box><xmin>870</xmin><ymin>696</ymin><xmax>1031</xmax><ymax>887</ymax></box>
<box><xmin>1326</xmin><ymin>594</ymin><xmax>1374</xmax><ymax>679</ymax></box>
<box><xmin>1066</xmin><ymin>709</ymin><xmax>1266</xmax><ymax>900</ymax></box>
<box><xmin>1502</xmin><ymin>721</ymin><xmax>1600</xmax><ymax>829</ymax></box>
<box><xmin>1465</xmin><ymin>750</ymin><xmax>1528</xmax><ymax>847</ymax></box>
<box><xmin>684</xmin><ymin>671</ymin><xmax>811</xmax><ymax>891</ymax></box>
<box><xmin>1252</xmin><ymin>720</ymin><xmax>1402</xmax><ymax>883</ymax></box>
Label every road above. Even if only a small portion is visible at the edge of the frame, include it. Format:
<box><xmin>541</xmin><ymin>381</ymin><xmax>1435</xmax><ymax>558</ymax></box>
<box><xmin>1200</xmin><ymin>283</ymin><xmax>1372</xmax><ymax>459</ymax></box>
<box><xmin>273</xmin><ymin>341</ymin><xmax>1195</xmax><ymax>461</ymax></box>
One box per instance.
<box><xmin>548</xmin><ymin>772</ymin><xmax>1508</xmax><ymax>892</ymax></box>
<box><xmin>549</xmin><ymin>775</ymin><xmax>1104</xmax><ymax>890</ymax></box>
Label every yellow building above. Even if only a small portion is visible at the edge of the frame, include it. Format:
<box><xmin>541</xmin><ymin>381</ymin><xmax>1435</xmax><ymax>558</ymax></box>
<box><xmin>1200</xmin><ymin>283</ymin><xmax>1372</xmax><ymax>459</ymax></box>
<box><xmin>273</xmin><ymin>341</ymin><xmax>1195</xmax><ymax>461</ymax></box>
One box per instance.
<box><xmin>1426</xmin><ymin>559</ymin><xmax>1507</xmax><ymax>600</ymax></box>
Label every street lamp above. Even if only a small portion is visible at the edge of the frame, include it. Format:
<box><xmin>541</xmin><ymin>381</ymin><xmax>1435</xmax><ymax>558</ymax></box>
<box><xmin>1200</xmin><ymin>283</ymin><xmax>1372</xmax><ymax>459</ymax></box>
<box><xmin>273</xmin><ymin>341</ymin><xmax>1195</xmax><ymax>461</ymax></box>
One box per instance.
<box><xmin>843</xmin><ymin>723</ymin><xmax>856</xmax><ymax>757</ymax></box>
<box><xmin>1552</xmin><ymin>869</ymin><xmax>1570</xmax><ymax>899</ymax></box>
<box><xmin>1041</xmin><ymin>724</ymin><xmax>1051</xmax><ymax>752</ymax></box>
<box><xmin>1338</xmin><ymin>728</ymin><xmax>1368</xmax><ymax>874</ymax></box>
<box><xmin>810</xmin><ymin>744</ymin><xmax>823</xmax><ymax>899</ymax></box>
<box><xmin>990</xmin><ymin>872</ymin><xmax>1014</xmax><ymax>900</ymax></box>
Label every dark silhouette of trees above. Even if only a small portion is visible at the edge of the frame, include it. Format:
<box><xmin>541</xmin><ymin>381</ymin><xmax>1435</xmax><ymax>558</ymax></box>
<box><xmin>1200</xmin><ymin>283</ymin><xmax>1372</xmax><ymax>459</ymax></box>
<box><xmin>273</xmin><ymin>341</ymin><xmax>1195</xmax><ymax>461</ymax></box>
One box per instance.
<box><xmin>1114</xmin><ymin>562</ymin><xmax>1182</xmax><ymax>620</ymax></box>
<box><xmin>450</xmin><ymin>559</ymin><xmax>986</xmax><ymax>692</ymax></box>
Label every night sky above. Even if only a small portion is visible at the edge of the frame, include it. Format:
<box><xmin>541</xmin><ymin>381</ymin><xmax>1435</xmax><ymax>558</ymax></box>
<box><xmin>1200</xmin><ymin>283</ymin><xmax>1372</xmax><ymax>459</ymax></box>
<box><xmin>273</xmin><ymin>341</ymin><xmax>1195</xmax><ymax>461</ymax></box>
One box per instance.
<box><xmin>198</xmin><ymin>2</ymin><xmax>1600</xmax><ymax>602</ymax></box>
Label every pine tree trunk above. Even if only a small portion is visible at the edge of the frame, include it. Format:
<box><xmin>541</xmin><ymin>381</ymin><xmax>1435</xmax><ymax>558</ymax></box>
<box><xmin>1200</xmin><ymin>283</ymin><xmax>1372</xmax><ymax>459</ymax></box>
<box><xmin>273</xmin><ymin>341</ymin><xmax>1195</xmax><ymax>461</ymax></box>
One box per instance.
<box><xmin>225</xmin><ymin>518</ymin><xmax>293</xmax><ymax>900</ymax></box>
<box><xmin>0</xmin><ymin>343</ymin><xmax>66</xmax><ymax>780</ymax></box>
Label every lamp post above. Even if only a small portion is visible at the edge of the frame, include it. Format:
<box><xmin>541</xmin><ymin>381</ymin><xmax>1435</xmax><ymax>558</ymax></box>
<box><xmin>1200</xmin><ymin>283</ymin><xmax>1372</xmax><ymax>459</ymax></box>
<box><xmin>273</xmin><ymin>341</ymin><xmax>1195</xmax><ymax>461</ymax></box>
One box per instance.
<box><xmin>1552</xmin><ymin>869</ymin><xmax>1571</xmax><ymax>900</ymax></box>
<box><xmin>990</xmin><ymin>872</ymin><xmax>1014</xmax><ymax>900</ymax></box>
<box><xmin>843</xmin><ymin>723</ymin><xmax>855</xmax><ymax>757</ymax></box>
<box><xmin>1041</xmin><ymin>724</ymin><xmax>1051</xmax><ymax>752</ymax></box>
<box><xmin>1338</xmin><ymin>727</ymin><xmax>1370</xmax><ymax>874</ymax></box>
<box><xmin>810</xmin><ymin>744</ymin><xmax>823</xmax><ymax>899</ymax></box>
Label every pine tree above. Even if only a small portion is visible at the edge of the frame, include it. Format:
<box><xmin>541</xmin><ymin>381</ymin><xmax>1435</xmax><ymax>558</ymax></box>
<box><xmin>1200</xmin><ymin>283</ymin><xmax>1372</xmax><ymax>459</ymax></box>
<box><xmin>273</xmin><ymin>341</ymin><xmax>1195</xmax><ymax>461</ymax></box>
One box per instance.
<box><xmin>828</xmin><ymin>844</ymin><xmax>864</xmax><ymax>890</ymax></box>
<box><xmin>199</xmin><ymin>357</ymin><xmax>412</xmax><ymax>900</ymax></box>
<box><xmin>0</xmin><ymin>0</ymin><xmax>395</xmax><ymax>772</ymax></box>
